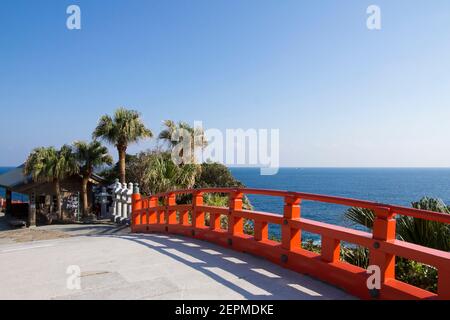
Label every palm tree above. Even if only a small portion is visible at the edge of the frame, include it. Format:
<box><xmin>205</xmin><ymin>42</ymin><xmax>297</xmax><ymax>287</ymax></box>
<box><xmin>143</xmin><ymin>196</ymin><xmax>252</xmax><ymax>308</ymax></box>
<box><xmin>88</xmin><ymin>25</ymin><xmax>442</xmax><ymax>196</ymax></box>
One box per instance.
<box><xmin>92</xmin><ymin>108</ymin><xmax>152</xmax><ymax>183</ymax></box>
<box><xmin>128</xmin><ymin>151</ymin><xmax>199</xmax><ymax>195</ymax></box>
<box><xmin>73</xmin><ymin>141</ymin><xmax>113</xmax><ymax>216</ymax></box>
<box><xmin>158</xmin><ymin>120</ymin><xmax>208</xmax><ymax>164</ymax></box>
<box><xmin>24</xmin><ymin>145</ymin><xmax>78</xmax><ymax>220</ymax></box>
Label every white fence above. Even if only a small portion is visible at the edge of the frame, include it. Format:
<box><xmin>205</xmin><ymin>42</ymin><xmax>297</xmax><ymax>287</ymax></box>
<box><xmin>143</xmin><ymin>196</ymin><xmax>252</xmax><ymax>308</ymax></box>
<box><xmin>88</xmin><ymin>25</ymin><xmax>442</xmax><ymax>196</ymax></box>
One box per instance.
<box><xmin>109</xmin><ymin>180</ymin><xmax>133</xmax><ymax>224</ymax></box>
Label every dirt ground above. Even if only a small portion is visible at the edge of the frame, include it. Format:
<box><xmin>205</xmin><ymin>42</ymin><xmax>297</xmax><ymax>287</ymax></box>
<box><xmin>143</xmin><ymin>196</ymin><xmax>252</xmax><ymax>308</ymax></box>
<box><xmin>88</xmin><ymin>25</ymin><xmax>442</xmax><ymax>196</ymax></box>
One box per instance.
<box><xmin>0</xmin><ymin>210</ymin><xmax>126</xmax><ymax>243</ymax></box>
<box><xmin>0</xmin><ymin>228</ymin><xmax>71</xmax><ymax>243</ymax></box>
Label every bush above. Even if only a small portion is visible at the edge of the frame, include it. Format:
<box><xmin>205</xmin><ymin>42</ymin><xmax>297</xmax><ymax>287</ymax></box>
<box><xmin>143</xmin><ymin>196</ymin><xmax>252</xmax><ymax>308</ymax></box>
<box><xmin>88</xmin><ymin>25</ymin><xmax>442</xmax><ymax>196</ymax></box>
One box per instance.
<box><xmin>195</xmin><ymin>162</ymin><xmax>244</xmax><ymax>189</ymax></box>
<box><xmin>396</xmin><ymin>258</ymin><xmax>438</xmax><ymax>293</ymax></box>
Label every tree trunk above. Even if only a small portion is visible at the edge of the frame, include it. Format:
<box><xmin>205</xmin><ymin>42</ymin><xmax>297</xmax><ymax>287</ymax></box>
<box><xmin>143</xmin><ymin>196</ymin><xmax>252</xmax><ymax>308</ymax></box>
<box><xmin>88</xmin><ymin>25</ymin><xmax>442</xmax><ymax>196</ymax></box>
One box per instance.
<box><xmin>118</xmin><ymin>145</ymin><xmax>127</xmax><ymax>184</ymax></box>
<box><xmin>54</xmin><ymin>179</ymin><xmax>63</xmax><ymax>221</ymax></box>
<box><xmin>82</xmin><ymin>176</ymin><xmax>89</xmax><ymax>217</ymax></box>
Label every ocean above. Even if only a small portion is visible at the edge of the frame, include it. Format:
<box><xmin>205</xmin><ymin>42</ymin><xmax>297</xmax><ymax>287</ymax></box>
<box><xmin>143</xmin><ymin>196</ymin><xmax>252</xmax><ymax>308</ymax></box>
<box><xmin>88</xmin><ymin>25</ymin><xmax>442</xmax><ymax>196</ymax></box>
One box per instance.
<box><xmin>0</xmin><ymin>167</ymin><xmax>12</xmax><ymax>175</ymax></box>
<box><xmin>0</xmin><ymin>167</ymin><xmax>28</xmax><ymax>201</ymax></box>
<box><xmin>229</xmin><ymin>168</ymin><xmax>450</xmax><ymax>240</ymax></box>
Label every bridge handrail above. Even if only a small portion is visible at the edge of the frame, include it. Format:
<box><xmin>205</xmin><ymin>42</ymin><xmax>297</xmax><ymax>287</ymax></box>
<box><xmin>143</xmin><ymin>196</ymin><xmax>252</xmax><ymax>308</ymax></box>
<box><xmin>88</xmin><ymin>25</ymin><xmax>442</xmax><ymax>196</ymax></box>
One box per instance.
<box><xmin>131</xmin><ymin>187</ymin><xmax>450</xmax><ymax>300</ymax></box>
<box><xmin>148</xmin><ymin>187</ymin><xmax>450</xmax><ymax>224</ymax></box>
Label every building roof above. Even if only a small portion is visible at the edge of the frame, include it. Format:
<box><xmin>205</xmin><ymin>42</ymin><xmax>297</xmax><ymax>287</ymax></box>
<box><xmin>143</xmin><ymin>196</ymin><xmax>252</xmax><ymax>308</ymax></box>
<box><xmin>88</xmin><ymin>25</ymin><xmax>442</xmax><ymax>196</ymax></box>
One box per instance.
<box><xmin>0</xmin><ymin>165</ymin><xmax>105</xmax><ymax>193</ymax></box>
<box><xmin>0</xmin><ymin>165</ymin><xmax>31</xmax><ymax>189</ymax></box>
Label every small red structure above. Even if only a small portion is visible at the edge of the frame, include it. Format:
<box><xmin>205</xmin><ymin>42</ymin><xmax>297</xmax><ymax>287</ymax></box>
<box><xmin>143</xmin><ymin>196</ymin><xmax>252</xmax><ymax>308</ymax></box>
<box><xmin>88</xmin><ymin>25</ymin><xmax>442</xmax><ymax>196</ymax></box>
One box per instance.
<box><xmin>0</xmin><ymin>198</ymin><xmax>24</xmax><ymax>209</ymax></box>
<box><xmin>131</xmin><ymin>187</ymin><xmax>450</xmax><ymax>300</ymax></box>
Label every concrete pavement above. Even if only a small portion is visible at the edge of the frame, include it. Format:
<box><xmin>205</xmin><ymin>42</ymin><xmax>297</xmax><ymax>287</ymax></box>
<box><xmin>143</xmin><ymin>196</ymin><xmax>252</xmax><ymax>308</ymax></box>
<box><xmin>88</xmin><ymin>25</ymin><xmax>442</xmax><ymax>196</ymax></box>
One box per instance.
<box><xmin>0</xmin><ymin>228</ymin><xmax>355</xmax><ymax>300</ymax></box>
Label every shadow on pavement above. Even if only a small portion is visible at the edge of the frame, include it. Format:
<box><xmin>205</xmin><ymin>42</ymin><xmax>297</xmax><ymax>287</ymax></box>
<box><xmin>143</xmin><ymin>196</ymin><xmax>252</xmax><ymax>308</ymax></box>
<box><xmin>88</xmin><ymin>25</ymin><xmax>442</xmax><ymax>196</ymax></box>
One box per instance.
<box><xmin>95</xmin><ymin>232</ymin><xmax>353</xmax><ymax>300</ymax></box>
<box><xmin>0</xmin><ymin>213</ymin><xmax>12</xmax><ymax>232</ymax></box>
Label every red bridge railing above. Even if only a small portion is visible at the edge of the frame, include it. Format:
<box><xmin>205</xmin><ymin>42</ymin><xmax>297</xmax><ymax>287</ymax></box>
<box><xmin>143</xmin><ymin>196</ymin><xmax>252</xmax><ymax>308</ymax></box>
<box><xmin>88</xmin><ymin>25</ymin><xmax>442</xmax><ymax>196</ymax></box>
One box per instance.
<box><xmin>131</xmin><ymin>187</ymin><xmax>450</xmax><ymax>300</ymax></box>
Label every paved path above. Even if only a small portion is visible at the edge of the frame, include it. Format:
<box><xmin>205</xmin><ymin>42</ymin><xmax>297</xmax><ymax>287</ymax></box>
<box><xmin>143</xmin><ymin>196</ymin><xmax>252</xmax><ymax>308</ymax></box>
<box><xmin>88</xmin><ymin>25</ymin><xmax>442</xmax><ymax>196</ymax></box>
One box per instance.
<box><xmin>0</xmin><ymin>228</ymin><xmax>355</xmax><ymax>300</ymax></box>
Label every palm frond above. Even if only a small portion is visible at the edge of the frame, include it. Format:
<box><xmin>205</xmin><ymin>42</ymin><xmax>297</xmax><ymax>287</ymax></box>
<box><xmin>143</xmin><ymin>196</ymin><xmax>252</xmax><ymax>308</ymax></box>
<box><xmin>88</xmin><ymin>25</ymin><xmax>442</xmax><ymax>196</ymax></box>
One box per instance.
<box><xmin>346</xmin><ymin>197</ymin><xmax>450</xmax><ymax>251</ymax></box>
<box><xmin>73</xmin><ymin>140</ymin><xmax>113</xmax><ymax>176</ymax></box>
<box><xmin>24</xmin><ymin>145</ymin><xmax>78</xmax><ymax>183</ymax></box>
<box><xmin>345</xmin><ymin>207</ymin><xmax>375</xmax><ymax>229</ymax></box>
<box><xmin>93</xmin><ymin>108</ymin><xmax>152</xmax><ymax>147</ymax></box>
<box><xmin>397</xmin><ymin>197</ymin><xmax>450</xmax><ymax>251</ymax></box>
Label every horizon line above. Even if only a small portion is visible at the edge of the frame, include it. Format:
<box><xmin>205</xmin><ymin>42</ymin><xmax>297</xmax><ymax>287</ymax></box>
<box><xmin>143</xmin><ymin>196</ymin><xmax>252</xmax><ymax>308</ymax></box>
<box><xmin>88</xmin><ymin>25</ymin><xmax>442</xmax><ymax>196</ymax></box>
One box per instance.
<box><xmin>2</xmin><ymin>165</ymin><xmax>450</xmax><ymax>169</ymax></box>
<box><xmin>227</xmin><ymin>166</ymin><xmax>450</xmax><ymax>169</ymax></box>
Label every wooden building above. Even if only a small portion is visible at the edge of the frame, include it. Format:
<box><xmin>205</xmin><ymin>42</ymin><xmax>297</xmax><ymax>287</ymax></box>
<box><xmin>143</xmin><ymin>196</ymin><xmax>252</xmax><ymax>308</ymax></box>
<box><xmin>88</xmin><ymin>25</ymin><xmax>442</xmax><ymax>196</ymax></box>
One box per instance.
<box><xmin>0</xmin><ymin>166</ymin><xmax>104</xmax><ymax>224</ymax></box>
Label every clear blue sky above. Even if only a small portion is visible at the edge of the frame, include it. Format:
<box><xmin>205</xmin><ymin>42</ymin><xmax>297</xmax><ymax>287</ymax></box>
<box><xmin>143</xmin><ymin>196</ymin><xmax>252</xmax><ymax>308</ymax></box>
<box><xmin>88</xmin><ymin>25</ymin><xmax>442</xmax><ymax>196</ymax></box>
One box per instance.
<box><xmin>1</xmin><ymin>0</ymin><xmax>450</xmax><ymax>167</ymax></box>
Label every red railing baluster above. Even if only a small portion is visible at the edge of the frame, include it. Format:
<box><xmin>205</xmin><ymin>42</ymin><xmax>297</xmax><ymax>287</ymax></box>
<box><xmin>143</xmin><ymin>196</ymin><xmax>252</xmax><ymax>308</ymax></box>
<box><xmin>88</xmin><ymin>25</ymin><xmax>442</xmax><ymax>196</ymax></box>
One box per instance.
<box><xmin>321</xmin><ymin>236</ymin><xmax>340</xmax><ymax>263</ymax></box>
<box><xmin>282</xmin><ymin>195</ymin><xmax>301</xmax><ymax>250</ymax></box>
<box><xmin>157</xmin><ymin>205</ymin><xmax>162</xmax><ymax>224</ymax></box>
<box><xmin>140</xmin><ymin>198</ymin><xmax>148</xmax><ymax>225</ymax></box>
<box><xmin>160</xmin><ymin>209</ymin><xmax>163</xmax><ymax>224</ymax></box>
<box><xmin>193</xmin><ymin>191</ymin><xmax>204</xmax><ymax>229</ymax></box>
<box><xmin>179</xmin><ymin>209</ymin><xmax>189</xmax><ymax>225</ymax></box>
<box><xmin>254</xmin><ymin>219</ymin><xmax>268</xmax><ymax>241</ymax></box>
<box><xmin>210</xmin><ymin>212</ymin><xmax>220</xmax><ymax>230</ymax></box>
<box><xmin>131</xmin><ymin>184</ymin><xmax>142</xmax><ymax>229</ymax></box>
<box><xmin>228</xmin><ymin>191</ymin><xmax>244</xmax><ymax>235</ymax></box>
<box><xmin>166</xmin><ymin>193</ymin><xmax>177</xmax><ymax>226</ymax></box>
<box><xmin>370</xmin><ymin>207</ymin><xmax>396</xmax><ymax>284</ymax></box>
<box><xmin>438</xmin><ymin>268</ymin><xmax>450</xmax><ymax>299</ymax></box>
<box><xmin>148</xmin><ymin>196</ymin><xmax>157</xmax><ymax>224</ymax></box>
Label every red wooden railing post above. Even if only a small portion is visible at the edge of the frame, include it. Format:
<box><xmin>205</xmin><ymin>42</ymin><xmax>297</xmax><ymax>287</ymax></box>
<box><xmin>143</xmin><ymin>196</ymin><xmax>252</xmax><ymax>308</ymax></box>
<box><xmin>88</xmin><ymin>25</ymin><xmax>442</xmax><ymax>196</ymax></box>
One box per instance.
<box><xmin>141</xmin><ymin>198</ymin><xmax>149</xmax><ymax>225</ymax></box>
<box><xmin>228</xmin><ymin>191</ymin><xmax>244</xmax><ymax>235</ymax></box>
<box><xmin>180</xmin><ymin>209</ymin><xmax>189</xmax><ymax>225</ymax></box>
<box><xmin>131</xmin><ymin>183</ymin><xmax>142</xmax><ymax>231</ymax></box>
<box><xmin>193</xmin><ymin>191</ymin><xmax>204</xmax><ymax>228</ymax></box>
<box><xmin>370</xmin><ymin>207</ymin><xmax>396</xmax><ymax>284</ymax></box>
<box><xmin>321</xmin><ymin>236</ymin><xmax>341</xmax><ymax>263</ymax></box>
<box><xmin>438</xmin><ymin>268</ymin><xmax>450</xmax><ymax>299</ymax></box>
<box><xmin>157</xmin><ymin>196</ymin><xmax>165</xmax><ymax>224</ymax></box>
<box><xmin>282</xmin><ymin>195</ymin><xmax>301</xmax><ymax>250</ymax></box>
<box><xmin>159</xmin><ymin>207</ymin><xmax>165</xmax><ymax>224</ymax></box>
<box><xmin>166</xmin><ymin>193</ymin><xmax>177</xmax><ymax>226</ymax></box>
<box><xmin>254</xmin><ymin>219</ymin><xmax>268</xmax><ymax>241</ymax></box>
<box><xmin>149</xmin><ymin>196</ymin><xmax>157</xmax><ymax>224</ymax></box>
<box><xmin>209</xmin><ymin>212</ymin><xmax>221</xmax><ymax>230</ymax></box>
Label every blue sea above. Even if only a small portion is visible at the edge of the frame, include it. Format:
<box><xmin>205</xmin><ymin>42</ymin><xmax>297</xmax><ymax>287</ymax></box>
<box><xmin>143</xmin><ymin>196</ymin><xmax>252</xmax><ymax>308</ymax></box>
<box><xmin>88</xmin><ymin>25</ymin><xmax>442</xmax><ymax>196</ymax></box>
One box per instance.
<box><xmin>0</xmin><ymin>167</ymin><xmax>12</xmax><ymax>175</ymax></box>
<box><xmin>0</xmin><ymin>167</ymin><xmax>28</xmax><ymax>201</ymax></box>
<box><xmin>229</xmin><ymin>168</ymin><xmax>450</xmax><ymax>241</ymax></box>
